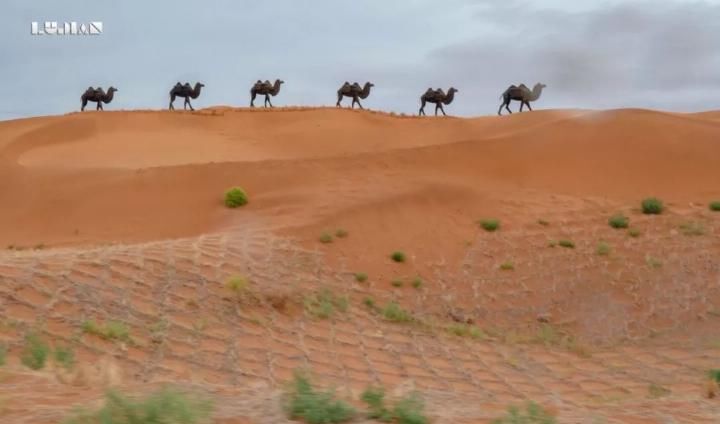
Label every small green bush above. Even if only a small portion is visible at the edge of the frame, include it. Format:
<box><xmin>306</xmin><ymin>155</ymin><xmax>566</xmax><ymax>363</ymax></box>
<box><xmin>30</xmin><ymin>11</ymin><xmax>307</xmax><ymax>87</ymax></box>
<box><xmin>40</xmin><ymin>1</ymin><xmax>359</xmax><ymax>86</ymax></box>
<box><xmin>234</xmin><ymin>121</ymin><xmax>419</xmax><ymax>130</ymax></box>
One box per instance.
<box><xmin>62</xmin><ymin>387</ymin><xmax>213</xmax><ymax>424</ymax></box>
<box><xmin>286</xmin><ymin>372</ymin><xmax>355</xmax><ymax>424</ymax></box>
<box><xmin>537</xmin><ymin>219</ymin><xmax>550</xmax><ymax>226</ymax></box>
<box><xmin>54</xmin><ymin>345</ymin><xmax>76</xmax><ymax>370</ymax></box>
<box><xmin>225</xmin><ymin>275</ymin><xmax>249</xmax><ymax>293</ymax></box>
<box><xmin>363</xmin><ymin>297</ymin><xmax>376</xmax><ymax>309</ymax></box>
<box><xmin>628</xmin><ymin>228</ymin><xmax>641</xmax><ymax>238</ymax></box>
<box><xmin>708</xmin><ymin>369</ymin><xmax>720</xmax><ymax>382</ymax></box>
<box><xmin>448</xmin><ymin>324</ymin><xmax>485</xmax><ymax>340</ymax></box>
<box><xmin>0</xmin><ymin>343</ymin><xmax>6</xmax><ymax>366</ymax></box>
<box><xmin>354</xmin><ymin>272</ymin><xmax>368</xmax><ymax>283</ymax></box>
<box><xmin>679</xmin><ymin>221</ymin><xmax>705</xmax><ymax>236</ymax></box>
<box><xmin>335</xmin><ymin>229</ymin><xmax>348</xmax><ymax>238</ymax></box>
<box><xmin>21</xmin><ymin>333</ymin><xmax>49</xmax><ymax>370</ymax></box>
<box><xmin>608</xmin><ymin>214</ymin><xmax>629</xmax><ymax>229</ymax></box>
<box><xmin>491</xmin><ymin>401</ymin><xmax>557</xmax><ymax>424</ymax></box>
<box><xmin>558</xmin><ymin>240</ymin><xmax>575</xmax><ymax>249</ymax></box>
<box><xmin>641</xmin><ymin>197</ymin><xmax>664</xmax><ymax>215</ymax></box>
<box><xmin>478</xmin><ymin>219</ymin><xmax>500</xmax><ymax>232</ymax></box>
<box><xmin>304</xmin><ymin>289</ymin><xmax>348</xmax><ymax>320</ymax></box>
<box><xmin>319</xmin><ymin>233</ymin><xmax>333</xmax><ymax>244</ymax></box>
<box><xmin>82</xmin><ymin>320</ymin><xmax>131</xmax><ymax>342</ymax></box>
<box><xmin>391</xmin><ymin>251</ymin><xmax>406</xmax><ymax>263</ymax></box>
<box><xmin>361</xmin><ymin>387</ymin><xmax>428</xmax><ymax>424</ymax></box>
<box><xmin>224</xmin><ymin>187</ymin><xmax>248</xmax><ymax>208</ymax></box>
<box><xmin>391</xmin><ymin>279</ymin><xmax>404</xmax><ymax>288</ymax></box>
<box><xmin>596</xmin><ymin>242</ymin><xmax>611</xmax><ymax>256</ymax></box>
<box><xmin>382</xmin><ymin>302</ymin><xmax>413</xmax><ymax>323</ymax></box>
<box><xmin>500</xmin><ymin>262</ymin><xmax>514</xmax><ymax>271</ymax></box>
<box><xmin>710</xmin><ymin>201</ymin><xmax>720</xmax><ymax>212</ymax></box>
<box><xmin>411</xmin><ymin>277</ymin><xmax>423</xmax><ymax>289</ymax></box>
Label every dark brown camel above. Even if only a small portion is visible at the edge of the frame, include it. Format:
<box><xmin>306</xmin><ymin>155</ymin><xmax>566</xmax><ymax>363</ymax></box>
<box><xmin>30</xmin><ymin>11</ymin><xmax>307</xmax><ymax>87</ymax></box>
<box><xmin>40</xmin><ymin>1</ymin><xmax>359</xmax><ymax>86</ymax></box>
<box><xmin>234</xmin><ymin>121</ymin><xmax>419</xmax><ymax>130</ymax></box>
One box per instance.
<box><xmin>498</xmin><ymin>83</ymin><xmax>546</xmax><ymax>115</ymax></box>
<box><xmin>169</xmin><ymin>82</ymin><xmax>205</xmax><ymax>111</ymax></box>
<box><xmin>336</xmin><ymin>81</ymin><xmax>374</xmax><ymax>109</ymax></box>
<box><xmin>81</xmin><ymin>86</ymin><xmax>117</xmax><ymax>111</ymax></box>
<box><xmin>419</xmin><ymin>87</ymin><xmax>458</xmax><ymax>116</ymax></box>
<box><xmin>250</xmin><ymin>79</ymin><xmax>284</xmax><ymax>107</ymax></box>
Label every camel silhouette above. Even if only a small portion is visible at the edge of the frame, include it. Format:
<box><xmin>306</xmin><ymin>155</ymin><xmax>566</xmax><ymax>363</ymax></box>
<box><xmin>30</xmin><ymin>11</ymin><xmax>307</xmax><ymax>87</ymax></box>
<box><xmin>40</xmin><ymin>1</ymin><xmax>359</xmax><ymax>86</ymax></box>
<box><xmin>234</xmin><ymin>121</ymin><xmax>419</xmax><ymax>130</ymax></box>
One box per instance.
<box><xmin>336</xmin><ymin>81</ymin><xmax>374</xmax><ymax>109</ymax></box>
<box><xmin>498</xmin><ymin>83</ymin><xmax>546</xmax><ymax>115</ymax></box>
<box><xmin>250</xmin><ymin>79</ymin><xmax>284</xmax><ymax>107</ymax></box>
<box><xmin>169</xmin><ymin>82</ymin><xmax>204</xmax><ymax>111</ymax></box>
<box><xmin>81</xmin><ymin>86</ymin><xmax>117</xmax><ymax>111</ymax></box>
<box><xmin>419</xmin><ymin>87</ymin><xmax>458</xmax><ymax>116</ymax></box>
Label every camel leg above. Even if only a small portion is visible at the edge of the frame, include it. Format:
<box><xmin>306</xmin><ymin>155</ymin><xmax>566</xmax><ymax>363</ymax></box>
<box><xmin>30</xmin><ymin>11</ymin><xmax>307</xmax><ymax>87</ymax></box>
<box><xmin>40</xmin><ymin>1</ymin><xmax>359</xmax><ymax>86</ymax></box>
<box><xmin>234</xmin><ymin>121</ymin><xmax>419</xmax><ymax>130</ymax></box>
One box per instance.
<box><xmin>350</xmin><ymin>96</ymin><xmax>357</xmax><ymax>109</ymax></box>
<box><xmin>96</xmin><ymin>101</ymin><xmax>102</xmax><ymax>111</ymax></box>
<box><xmin>265</xmin><ymin>95</ymin><xmax>273</xmax><ymax>108</ymax></box>
<box><xmin>505</xmin><ymin>101</ymin><xmax>513</xmax><ymax>114</ymax></box>
<box><xmin>419</xmin><ymin>100</ymin><xmax>426</xmax><ymax>116</ymax></box>
<box><xmin>169</xmin><ymin>94</ymin><xmax>175</xmax><ymax>110</ymax></box>
<box><xmin>81</xmin><ymin>98</ymin><xmax>87</xmax><ymax>112</ymax></box>
<box><xmin>356</xmin><ymin>97</ymin><xmax>363</xmax><ymax>110</ymax></box>
<box><xmin>519</xmin><ymin>101</ymin><xmax>524</xmax><ymax>112</ymax></box>
<box><xmin>250</xmin><ymin>92</ymin><xmax>256</xmax><ymax>107</ymax></box>
<box><xmin>434</xmin><ymin>103</ymin><xmax>439</xmax><ymax>116</ymax></box>
<box><xmin>336</xmin><ymin>93</ymin><xmax>343</xmax><ymax>107</ymax></box>
<box><xmin>497</xmin><ymin>102</ymin><xmax>504</xmax><ymax>116</ymax></box>
<box><xmin>439</xmin><ymin>104</ymin><xmax>447</xmax><ymax>116</ymax></box>
<box><xmin>525</xmin><ymin>101</ymin><xmax>533</xmax><ymax>111</ymax></box>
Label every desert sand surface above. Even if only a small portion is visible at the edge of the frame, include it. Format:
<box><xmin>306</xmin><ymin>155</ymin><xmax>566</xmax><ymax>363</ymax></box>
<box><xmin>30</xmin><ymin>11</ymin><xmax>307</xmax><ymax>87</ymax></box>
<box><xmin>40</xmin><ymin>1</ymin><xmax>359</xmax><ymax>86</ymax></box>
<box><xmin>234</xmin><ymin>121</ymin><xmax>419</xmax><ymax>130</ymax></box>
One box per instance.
<box><xmin>0</xmin><ymin>107</ymin><xmax>719</xmax><ymax>423</ymax></box>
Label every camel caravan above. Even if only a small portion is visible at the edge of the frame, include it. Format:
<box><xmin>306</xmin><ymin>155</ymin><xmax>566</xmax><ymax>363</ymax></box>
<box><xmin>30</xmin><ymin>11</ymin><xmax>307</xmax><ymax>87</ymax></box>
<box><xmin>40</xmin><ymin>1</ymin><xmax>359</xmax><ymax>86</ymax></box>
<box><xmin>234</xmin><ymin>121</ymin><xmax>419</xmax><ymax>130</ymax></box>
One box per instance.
<box><xmin>80</xmin><ymin>79</ymin><xmax>546</xmax><ymax>116</ymax></box>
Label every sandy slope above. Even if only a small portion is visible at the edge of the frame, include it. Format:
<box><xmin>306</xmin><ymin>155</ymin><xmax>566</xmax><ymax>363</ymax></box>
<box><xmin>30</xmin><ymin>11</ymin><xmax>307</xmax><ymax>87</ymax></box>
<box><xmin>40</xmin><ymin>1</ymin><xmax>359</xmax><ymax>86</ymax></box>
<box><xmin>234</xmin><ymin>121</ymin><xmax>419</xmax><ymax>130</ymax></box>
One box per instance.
<box><xmin>0</xmin><ymin>107</ymin><xmax>719</xmax><ymax>423</ymax></box>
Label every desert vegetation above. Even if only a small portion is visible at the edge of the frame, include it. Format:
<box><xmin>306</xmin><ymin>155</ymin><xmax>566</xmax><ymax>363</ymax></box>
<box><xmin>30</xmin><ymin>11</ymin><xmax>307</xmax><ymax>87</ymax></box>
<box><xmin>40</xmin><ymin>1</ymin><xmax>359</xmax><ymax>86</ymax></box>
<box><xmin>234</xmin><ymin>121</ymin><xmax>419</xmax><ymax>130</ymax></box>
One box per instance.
<box><xmin>224</xmin><ymin>187</ymin><xmax>248</xmax><ymax>208</ymax></box>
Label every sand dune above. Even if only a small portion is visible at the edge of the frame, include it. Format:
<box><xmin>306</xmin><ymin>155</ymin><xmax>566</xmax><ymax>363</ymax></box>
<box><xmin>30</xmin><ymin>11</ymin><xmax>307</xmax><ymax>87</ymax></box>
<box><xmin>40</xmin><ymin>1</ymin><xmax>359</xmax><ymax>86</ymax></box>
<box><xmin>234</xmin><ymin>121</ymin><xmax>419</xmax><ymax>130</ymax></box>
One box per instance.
<box><xmin>1</xmin><ymin>107</ymin><xmax>719</xmax><ymax>247</ymax></box>
<box><xmin>1</xmin><ymin>107</ymin><xmax>720</xmax><ymax>423</ymax></box>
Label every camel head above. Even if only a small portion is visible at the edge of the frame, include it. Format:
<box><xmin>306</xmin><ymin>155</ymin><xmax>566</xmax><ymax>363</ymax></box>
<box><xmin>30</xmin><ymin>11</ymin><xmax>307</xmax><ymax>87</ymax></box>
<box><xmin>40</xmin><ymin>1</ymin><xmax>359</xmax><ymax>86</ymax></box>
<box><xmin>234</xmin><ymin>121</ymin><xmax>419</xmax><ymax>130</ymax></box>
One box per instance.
<box><xmin>196</xmin><ymin>82</ymin><xmax>205</xmax><ymax>88</ymax></box>
<box><xmin>534</xmin><ymin>83</ymin><xmax>546</xmax><ymax>90</ymax></box>
<box><xmin>448</xmin><ymin>87</ymin><xmax>458</xmax><ymax>94</ymax></box>
<box><xmin>107</xmin><ymin>87</ymin><xmax>118</xmax><ymax>93</ymax></box>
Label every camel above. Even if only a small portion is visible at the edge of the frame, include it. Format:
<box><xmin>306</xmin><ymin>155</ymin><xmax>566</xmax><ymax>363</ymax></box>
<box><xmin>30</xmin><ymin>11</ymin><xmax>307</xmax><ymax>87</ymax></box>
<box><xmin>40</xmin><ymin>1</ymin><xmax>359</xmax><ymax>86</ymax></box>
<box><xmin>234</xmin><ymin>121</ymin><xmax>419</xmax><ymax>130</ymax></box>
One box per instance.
<box><xmin>336</xmin><ymin>81</ymin><xmax>374</xmax><ymax>109</ymax></box>
<box><xmin>419</xmin><ymin>87</ymin><xmax>458</xmax><ymax>116</ymax></box>
<box><xmin>498</xmin><ymin>83</ymin><xmax>546</xmax><ymax>115</ymax></box>
<box><xmin>250</xmin><ymin>79</ymin><xmax>284</xmax><ymax>107</ymax></box>
<box><xmin>169</xmin><ymin>82</ymin><xmax>205</xmax><ymax>111</ymax></box>
<box><xmin>81</xmin><ymin>86</ymin><xmax>117</xmax><ymax>111</ymax></box>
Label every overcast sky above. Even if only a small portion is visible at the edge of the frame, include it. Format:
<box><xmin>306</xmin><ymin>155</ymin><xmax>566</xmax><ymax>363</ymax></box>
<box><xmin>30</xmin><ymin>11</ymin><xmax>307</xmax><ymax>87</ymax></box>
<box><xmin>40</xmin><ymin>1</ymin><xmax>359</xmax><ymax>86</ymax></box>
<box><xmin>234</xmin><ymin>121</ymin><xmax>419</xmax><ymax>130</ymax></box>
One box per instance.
<box><xmin>1</xmin><ymin>0</ymin><xmax>720</xmax><ymax>120</ymax></box>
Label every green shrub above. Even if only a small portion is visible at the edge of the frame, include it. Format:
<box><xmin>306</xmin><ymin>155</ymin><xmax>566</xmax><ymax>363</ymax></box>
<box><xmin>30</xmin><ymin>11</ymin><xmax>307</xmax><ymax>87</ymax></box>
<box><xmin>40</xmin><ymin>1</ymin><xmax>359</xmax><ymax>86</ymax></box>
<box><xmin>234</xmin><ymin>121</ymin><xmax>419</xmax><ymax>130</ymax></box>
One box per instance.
<box><xmin>319</xmin><ymin>233</ymin><xmax>333</xmax><ymax>244</ymax></box>
<box><xmin>558</xmin><ymin>240</ymin><xmax>575</xmax><ymax>249</ymax></box>
<box><xmin>21</xmin><ymin>333</ymin><xmax>49</xmax><ymax>370</ymax></box>
<box><xmin>286</xmin><ymin>372</ymin><xmax>355</xmax><ymax>424</ymax></box>
<box><xmin>0</xmin><ymin>343</ymin><xmax>6</xmax><ymax>366</ymax></box>
<box><xmin>608</xmin><ymin>214</ymin><xmax>629</xmax><ymax>229</ymax></box>
<box><xmin>54</xmin><ymin>345</ymin><xmax>75</xmax><ymax>370</ymax></box>
<box><xmin>391</xmin><ymin>279</ymin><xmax>404</xmax><ymax>288</ymax></box>
<box><xmin>478</xmin><ymin>219</ymin><xmax>500</xmax><ymax>232</ymax></box>
<box><xmin>361</xmin><ymin>387</ymin><xmax>428</xmax><ymax>424</ymax></box>
<box><xmin>62</xmin><ymin>387</ymin><xmax>213</xmax><ymax>424</ymax></box>
<box><xmin>641</xmin><ymin>197</ymin><xmax>664</xmax><ymax>215</ymax></box>
<box><xmin>500</xmin><ymin>262</ymin><xmax>514</xmax><ymax>271</ymax></box>
<box><xmin>363</xmin><ymin>297</ymin><xmax>376</xmax><ymax>309</ymax></box>
<box><xmin>391</xmin><ymin>251</ymin><xmax>406</xmax><ymax>263</ymax></box>
<box><xmin>596</xmin><ymin>242</ymin><xmax>611</xmax><ymax>256</ymax></box>
<box><xmin>628</xmin><ymin>228</ymin><xmax>641</xmax><ymax>238</ymax></box>
<box><xmin>710</xmin><ymin>201</ymin><xmax>720</xmax><ymax>212</ymax></box>
<box><xmin>304</xmin><ymin>289</ymin><xmax>348</xmax><ymax>319</ymax></box>
<box><xmin>448</xmin><ymin>324</ymin><xmax>485</xmax><ymax>340</ymax></box>
<box><xmin>537</xmin><ymin>219</ymin><xmax>550</xmax><ymax>226</ymax></box>
<box><xmin>224</xmin><ymin>187</ymin><xmax>248</xmax><ymax>208</ymax></box>
<box><xmin>82</xmin><ymin>320</ymin><xmax>131</xmax><ymax>342</ymax></box>
<box><xmin>491</xmin><ymin>401</ymin><xmax>556</xmax><ymax>424</ymax></box>
<box><xmin>335</xmin><ymin>229</ymin><xmax>348</xmax><ymax>238</ymax></box>
<box><xmin>411</xmin><ymin>277</ymin><xmax>423</xmax><ymax>289</ymax></box>
<box><xmin>708</xmin><ymin>369</ymin><xmax>720</xmax><ymax>382</ymax></box>
<box><xmin>225</xmin><ymin>275</ymin><xmax>249</xmax><ymax>293</ymax></box>
<box><xmin>382</xmin><ymin>302</ymin><xmax>413</xmax><ymax>323</ymax></box>
<box><xmin>679</xmin><ymin>221</ymin><xmax>705</xmax><ymax>236</ymax></box>
<box><xmin>354</xmin><ymin>272</ymin><xmax>368</xmax><ymax>283</ymax></box>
